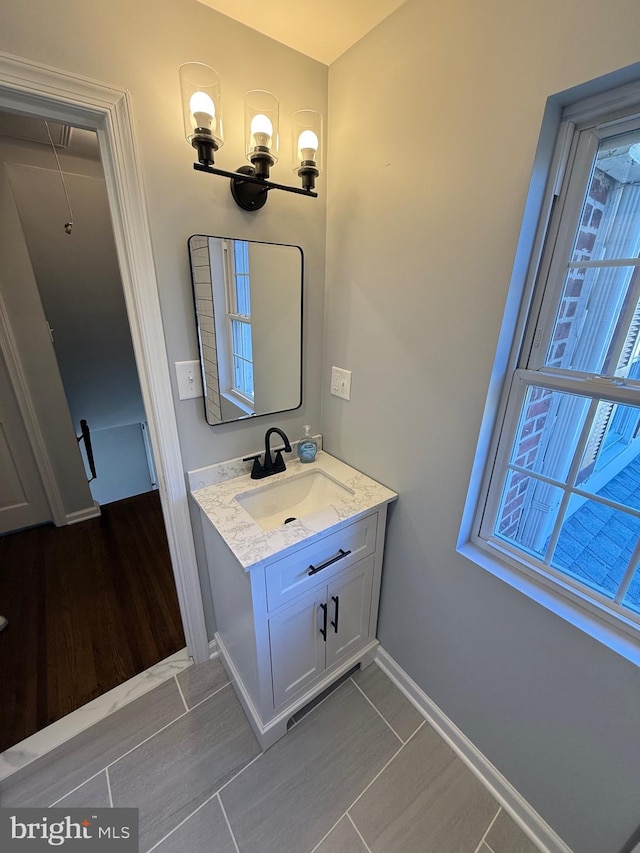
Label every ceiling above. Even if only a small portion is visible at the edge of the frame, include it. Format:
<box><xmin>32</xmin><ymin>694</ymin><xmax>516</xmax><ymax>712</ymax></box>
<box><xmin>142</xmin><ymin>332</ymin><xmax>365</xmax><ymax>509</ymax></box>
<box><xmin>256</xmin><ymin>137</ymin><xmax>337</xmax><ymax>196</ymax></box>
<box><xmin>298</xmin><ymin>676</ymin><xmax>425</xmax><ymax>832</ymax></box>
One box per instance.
<box><xmin>0</xmin><ymin>111</ymin><xmax>100</xmax><ymax>160</ymax></box>
<box><xmin>196</xmin><ymin>0</ymin><xmax>408</xmax><ymax>65</ymax></box>
<box><xmin>0</xmin><ymin>113</ymin><xmax>71</xmax><ymax>147</ymax></box>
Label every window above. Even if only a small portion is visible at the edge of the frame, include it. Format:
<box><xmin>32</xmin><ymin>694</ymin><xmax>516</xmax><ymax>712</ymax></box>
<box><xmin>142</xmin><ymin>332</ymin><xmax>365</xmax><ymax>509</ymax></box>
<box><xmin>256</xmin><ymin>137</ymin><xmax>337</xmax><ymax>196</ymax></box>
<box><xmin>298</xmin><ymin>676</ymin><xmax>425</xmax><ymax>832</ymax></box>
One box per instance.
<box><xmin>226</xmin><ymin>240</ymin><xmax>254</xmax><ymax>403</ymax></box>
<box><xmin>469</xmin><ymin>83</ymin><xmax>640</xmax><ymax>650</ymax></box>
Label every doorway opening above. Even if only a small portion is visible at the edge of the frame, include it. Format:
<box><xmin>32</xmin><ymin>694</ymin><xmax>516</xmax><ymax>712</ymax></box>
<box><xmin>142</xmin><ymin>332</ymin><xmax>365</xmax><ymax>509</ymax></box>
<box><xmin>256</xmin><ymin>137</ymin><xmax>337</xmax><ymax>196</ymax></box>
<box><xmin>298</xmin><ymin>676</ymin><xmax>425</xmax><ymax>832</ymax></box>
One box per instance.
<box><xmin>0</xmin><ymin>52</ymin><xmax>209</xmax><ymax>757</ymax></box>
<box><xmin>0</xmin><ymin>113</ymin><xmax>187</xmax><ymax>751</ymax></box>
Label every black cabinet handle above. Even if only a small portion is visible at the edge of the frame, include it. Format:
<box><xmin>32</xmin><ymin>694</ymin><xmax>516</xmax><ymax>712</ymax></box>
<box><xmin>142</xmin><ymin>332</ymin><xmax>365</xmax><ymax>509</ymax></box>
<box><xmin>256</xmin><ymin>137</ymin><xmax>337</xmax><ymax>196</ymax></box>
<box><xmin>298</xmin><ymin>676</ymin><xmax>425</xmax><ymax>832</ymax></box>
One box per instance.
<box><xmin>308</xmin><ymin>548</ymin><xmax>352</xmax><ymax>576</ymax></box>
<box><xmin>331</xmin><ymin>595</ymin><xmax>340</xmax><ymax>633</ymax></box>
<box><xmin>319</xmin><ymin>602</ymin><xmax>328</xmax><ymax>641</ymax></box>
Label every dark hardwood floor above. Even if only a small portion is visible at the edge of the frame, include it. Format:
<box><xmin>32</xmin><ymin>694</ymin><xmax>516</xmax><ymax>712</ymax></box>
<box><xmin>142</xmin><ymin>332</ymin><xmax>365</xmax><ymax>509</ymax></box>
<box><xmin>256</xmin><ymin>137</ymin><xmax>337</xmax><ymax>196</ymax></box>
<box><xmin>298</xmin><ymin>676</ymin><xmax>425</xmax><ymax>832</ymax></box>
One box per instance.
<box><xmin>0</xmin><ymin>490</ymin><xmax>185</xmax><ymax>752</ymax></box>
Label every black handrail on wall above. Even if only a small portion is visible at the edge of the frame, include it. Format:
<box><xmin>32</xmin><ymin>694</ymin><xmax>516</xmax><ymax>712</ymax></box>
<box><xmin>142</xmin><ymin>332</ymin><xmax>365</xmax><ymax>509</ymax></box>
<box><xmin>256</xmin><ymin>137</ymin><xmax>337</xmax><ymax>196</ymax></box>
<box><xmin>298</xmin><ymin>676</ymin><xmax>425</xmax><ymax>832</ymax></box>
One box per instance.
<box><xmin>77</xmin><ymin>418</ymin><xmax>97</xmax><ymax>482</ymax></box>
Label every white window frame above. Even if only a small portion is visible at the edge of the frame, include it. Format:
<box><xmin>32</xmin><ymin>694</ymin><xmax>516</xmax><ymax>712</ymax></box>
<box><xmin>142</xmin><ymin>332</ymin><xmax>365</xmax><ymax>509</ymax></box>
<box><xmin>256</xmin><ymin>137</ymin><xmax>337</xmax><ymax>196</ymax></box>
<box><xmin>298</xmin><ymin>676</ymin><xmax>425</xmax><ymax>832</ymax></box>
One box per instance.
<box><xmin>459</xmin><ymin>77</ymin><xmax>640</xmax><ymax>666</ymax></box>
<box><xmin>225</xmin><ymin>239</ymin><xmax>253</xmax><ymax>404</ymax></box>
<box><xmin>213</xmin><ymin>239</ymin><xmax>254</xmax><ymax>414</ymax></box>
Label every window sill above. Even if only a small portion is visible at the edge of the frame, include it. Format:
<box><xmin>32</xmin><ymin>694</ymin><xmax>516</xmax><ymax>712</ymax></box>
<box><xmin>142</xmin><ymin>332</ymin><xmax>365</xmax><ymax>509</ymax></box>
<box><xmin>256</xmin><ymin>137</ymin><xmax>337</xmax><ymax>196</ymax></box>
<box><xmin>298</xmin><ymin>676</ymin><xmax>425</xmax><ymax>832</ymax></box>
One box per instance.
<box><xmin>221</xmin><ymin>391</ymin><xmax>253</xmax><ymax>416</ymax></box>
<box><xmin>457</xmin><ymin>538</ymin><xmax>640</xmax><ymax>668</ymax></box>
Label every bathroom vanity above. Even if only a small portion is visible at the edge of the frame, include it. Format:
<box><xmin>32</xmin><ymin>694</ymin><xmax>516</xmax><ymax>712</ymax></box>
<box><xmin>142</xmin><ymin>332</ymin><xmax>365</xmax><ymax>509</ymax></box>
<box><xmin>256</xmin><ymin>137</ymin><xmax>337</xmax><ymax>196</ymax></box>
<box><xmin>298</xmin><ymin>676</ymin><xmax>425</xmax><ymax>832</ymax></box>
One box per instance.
<box><xmin>190</xmin><ymin>448</ymin><xmax>397</xmax><ymax>750</ymax></box>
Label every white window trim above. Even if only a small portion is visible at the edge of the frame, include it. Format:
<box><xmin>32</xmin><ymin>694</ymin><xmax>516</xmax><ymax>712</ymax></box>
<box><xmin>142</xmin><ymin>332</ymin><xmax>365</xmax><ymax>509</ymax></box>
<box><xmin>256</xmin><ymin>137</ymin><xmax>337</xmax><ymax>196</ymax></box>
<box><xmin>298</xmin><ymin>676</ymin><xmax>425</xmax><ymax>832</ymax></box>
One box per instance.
<box><xmin>210</xmin><ymin>239</ymin><xmax>254</xmax><ymax>413</ymax></box>
<box><xmin>223</xmin><ymin>240</ymin><xmax>254</xmax><ymax>404</ymax></box>
<box><xmin>459</xmin><ymin>74</ymin><xmax>640</xmax><ymax>668</ymax></box>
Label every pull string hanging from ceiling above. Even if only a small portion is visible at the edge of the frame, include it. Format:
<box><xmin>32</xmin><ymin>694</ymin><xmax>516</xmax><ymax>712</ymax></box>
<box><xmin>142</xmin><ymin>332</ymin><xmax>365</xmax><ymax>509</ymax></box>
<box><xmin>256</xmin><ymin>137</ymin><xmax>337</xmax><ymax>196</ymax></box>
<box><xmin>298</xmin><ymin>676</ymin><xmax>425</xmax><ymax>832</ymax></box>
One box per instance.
<box><xmin>44</xmin><ymin>120</ymin><xmax>73</xmax><ymax>235</ymax></box>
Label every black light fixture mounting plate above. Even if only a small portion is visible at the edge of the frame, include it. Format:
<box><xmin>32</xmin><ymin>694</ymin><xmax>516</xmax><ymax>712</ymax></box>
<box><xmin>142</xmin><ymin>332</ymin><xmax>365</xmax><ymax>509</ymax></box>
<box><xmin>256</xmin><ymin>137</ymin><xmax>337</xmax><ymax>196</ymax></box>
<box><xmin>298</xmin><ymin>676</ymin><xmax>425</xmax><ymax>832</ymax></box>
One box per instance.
<box><xmin>230</xmin><ymin>165</ymin><xmax>269</xmax><ymax>211</ymax></box>
<box><xmin>193</xmin><ymin>162</ymin><xmax>318</xmax><ymax>212</ymax></box>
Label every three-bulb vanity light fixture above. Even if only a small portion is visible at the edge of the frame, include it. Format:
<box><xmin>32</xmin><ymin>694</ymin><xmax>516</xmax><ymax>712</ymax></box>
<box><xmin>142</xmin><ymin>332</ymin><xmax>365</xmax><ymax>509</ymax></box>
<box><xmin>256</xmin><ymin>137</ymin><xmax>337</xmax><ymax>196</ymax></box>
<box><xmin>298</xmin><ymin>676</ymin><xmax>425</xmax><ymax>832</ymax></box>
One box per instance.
<box><xmin>179</xmin><ymin>62</ymin><xmax>322</xmax><ymax>211</ymax></box>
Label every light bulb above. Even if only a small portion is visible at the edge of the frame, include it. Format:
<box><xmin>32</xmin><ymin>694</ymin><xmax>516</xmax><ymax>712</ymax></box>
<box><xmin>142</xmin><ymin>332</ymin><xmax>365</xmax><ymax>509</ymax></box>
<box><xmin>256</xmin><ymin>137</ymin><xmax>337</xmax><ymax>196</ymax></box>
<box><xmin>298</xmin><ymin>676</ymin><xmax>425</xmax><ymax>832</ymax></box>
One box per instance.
<box><xmin>298</xmin><ymin>129</ymin><xmax>318</xmax><ymax>163</ymax></box>
<box><xmin>250</xmin><ymin>113</ymin><xmax>273</xmax><ymax>148</ymax></box>
<box><xmin>190</xmin><ymin>91</ymin><xmax>215</xmax><ymax>130</ymax></box>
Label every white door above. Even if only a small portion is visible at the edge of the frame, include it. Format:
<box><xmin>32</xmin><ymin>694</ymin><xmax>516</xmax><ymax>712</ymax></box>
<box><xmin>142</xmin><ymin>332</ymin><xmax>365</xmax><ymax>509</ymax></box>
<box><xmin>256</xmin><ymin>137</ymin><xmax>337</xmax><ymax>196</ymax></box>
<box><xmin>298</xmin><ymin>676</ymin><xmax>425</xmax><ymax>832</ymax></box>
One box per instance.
<box><xmin>0</xmin><ymin>346</ymin><xmax>51</xmax><ymax>534</ymax></box>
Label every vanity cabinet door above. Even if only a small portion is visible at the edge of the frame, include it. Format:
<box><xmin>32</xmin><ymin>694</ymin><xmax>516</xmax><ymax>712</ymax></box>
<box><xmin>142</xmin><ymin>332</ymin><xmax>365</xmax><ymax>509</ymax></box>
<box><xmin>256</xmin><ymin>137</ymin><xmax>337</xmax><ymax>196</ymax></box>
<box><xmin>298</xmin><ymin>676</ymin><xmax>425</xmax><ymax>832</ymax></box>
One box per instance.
<box><xmin>269</xmin><ymin>555</ymin><xmax>376</xmax><ymax>710</ymax></box>
<box><xmin>326</xmin><ymin>556</ymin><xmax>374</xmax><ymax>668</ymax></box>
<box><xmin>269</xmin><ymin>588</ymin><xmax>327</xmax><ymax>709</ymax></box>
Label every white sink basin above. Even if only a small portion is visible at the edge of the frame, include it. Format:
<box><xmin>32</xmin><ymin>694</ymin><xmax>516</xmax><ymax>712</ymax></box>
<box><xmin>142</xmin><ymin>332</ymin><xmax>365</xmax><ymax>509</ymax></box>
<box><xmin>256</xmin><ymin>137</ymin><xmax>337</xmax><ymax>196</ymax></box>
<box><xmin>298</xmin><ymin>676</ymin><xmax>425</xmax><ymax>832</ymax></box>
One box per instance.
<box><xmin>236</xmin><ymin>468</ymin><xmax>355</xmax><ymax>531</ymax></box>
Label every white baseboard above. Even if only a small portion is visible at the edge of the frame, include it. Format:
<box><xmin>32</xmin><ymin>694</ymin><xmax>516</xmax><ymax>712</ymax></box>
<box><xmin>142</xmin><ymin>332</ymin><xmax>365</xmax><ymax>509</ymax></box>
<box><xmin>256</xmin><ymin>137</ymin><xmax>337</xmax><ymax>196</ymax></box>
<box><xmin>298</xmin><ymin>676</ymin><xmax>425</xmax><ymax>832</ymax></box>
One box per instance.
<box><xmin>206</xmin><ymin>634</ymin><xmax>571</xmax><ymax>850</ymax></box>
<box><xmin>65</xmin><ymin>501</ymin><xmax>101</xmax><ymax>525</ymax></box>
<box><xmin>375</xmin><ymin>647</ymin><xmax>573</xmax><ymax>853</ymax></box>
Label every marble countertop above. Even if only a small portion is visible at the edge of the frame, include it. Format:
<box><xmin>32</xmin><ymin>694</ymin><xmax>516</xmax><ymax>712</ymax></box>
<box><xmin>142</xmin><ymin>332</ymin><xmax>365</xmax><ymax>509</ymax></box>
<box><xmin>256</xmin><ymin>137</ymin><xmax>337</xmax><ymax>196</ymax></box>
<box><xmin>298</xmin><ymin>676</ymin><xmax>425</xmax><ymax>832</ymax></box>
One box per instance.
<box><xmin>190</xmin><ymin>451</ymin><xmax>397</xmax><ymax>571</ymax></box>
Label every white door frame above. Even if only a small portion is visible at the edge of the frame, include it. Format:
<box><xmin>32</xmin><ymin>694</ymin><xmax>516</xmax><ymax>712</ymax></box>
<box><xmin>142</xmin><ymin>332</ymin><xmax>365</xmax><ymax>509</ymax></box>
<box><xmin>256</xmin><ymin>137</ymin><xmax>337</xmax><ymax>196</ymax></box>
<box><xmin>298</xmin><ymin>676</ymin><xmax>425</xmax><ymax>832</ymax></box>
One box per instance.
<box><xmin>0</xmin><ymin>51</ymin><xmax>210</xmax><ymax>663</ymax></box>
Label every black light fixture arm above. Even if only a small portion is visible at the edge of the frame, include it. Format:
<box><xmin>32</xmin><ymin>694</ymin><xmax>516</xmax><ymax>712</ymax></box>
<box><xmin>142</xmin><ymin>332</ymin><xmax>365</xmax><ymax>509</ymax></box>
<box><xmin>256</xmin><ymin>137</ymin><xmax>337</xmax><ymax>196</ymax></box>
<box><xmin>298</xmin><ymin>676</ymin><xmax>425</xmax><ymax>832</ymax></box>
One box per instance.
<box><xmin>193</xmin><ymin>162</ymin><xmax>318</xmax><ymax>212</ymax></box>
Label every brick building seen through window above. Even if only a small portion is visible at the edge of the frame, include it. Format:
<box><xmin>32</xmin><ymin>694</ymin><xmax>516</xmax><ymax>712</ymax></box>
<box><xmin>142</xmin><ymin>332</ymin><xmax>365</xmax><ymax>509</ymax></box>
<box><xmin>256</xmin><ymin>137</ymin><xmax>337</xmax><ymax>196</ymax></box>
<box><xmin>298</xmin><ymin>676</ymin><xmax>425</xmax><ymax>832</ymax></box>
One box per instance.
<box><xmin>493</xmin><ymin>130</ymin><xmax>640</xmax><ymax>616</ymax></box>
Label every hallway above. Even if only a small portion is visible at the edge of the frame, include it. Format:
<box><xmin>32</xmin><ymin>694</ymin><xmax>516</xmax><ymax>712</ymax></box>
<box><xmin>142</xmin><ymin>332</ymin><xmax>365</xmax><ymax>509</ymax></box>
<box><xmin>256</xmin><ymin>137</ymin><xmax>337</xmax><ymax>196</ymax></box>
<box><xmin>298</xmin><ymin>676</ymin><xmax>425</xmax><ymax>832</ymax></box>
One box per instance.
<box><xmin>0</xmin><ymin>490</ymin><xmax>185</xmax><ymax>751</ymax></box>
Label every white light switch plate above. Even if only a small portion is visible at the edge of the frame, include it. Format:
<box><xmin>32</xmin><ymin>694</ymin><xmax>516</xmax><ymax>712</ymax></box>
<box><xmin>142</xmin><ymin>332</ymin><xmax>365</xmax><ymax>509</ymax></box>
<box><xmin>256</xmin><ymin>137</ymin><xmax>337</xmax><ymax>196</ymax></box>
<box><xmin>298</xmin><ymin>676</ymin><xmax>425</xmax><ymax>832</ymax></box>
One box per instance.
<box><xmin>175</xmin><ymin>360</ymin><xmax>203</xmax><ymax>400</ymax></box>
<box><xmin>330</xmin><ymin>366</ymin><xmax>352</xmax><ymax>400</ymax></box>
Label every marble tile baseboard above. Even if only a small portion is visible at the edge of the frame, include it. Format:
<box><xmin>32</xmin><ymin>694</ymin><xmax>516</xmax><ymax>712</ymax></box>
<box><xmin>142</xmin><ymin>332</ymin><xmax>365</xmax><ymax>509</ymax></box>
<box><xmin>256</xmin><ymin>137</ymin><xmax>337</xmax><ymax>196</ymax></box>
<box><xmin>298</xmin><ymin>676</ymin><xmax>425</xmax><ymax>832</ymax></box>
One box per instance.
<box><xmin>0</xmin><ymin>648</ymin><xmax>192</xmax><ymax>781</ymax></box>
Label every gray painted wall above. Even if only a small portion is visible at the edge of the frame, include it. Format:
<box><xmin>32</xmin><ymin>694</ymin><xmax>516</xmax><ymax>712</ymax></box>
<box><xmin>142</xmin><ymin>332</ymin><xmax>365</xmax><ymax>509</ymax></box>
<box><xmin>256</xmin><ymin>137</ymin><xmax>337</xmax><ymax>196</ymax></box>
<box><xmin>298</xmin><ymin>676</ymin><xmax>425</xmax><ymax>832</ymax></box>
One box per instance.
<box><xmin>324</xmin><ymin>2</ymin><xmax>640</xmax><ymax>852</ymax></box>
<box><xmin>251</xmin><ymin>241</ymin><xmax>301</xmax><ymax>414</ymax></box>
<box><xmin>3</xmin><ymin>0</ymin><xmax>640</xmax><ymax>850</ymax></box>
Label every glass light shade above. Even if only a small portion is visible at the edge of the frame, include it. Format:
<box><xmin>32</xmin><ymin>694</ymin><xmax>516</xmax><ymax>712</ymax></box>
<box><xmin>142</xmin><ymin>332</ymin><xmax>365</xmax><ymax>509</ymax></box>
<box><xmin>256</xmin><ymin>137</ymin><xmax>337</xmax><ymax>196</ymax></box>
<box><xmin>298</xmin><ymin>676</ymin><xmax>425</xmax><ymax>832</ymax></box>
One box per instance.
<box><xmin>244</xmin><ymin>90</ymin><xmax>279</xmax><ymax>164</ymax></box>
<box><xmin>179</xmin><ymin>62</ymin><xmax>224</xmax><ymax>151</ymax></box>
<box><xmin>292</xmin><ymin>110</ymin><xmax>323</xmax><ymax>174</ymax></box>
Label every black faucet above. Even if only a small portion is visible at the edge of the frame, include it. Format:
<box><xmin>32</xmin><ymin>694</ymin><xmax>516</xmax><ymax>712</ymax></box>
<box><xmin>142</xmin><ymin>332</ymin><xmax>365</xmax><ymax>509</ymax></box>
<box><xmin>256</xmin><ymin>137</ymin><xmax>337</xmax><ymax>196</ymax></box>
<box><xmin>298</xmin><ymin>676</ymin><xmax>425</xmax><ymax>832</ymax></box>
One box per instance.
<box><xmin>243</xmin><ymin>427</ymin><xmax>292</xmax><ymax>479</ymax></box>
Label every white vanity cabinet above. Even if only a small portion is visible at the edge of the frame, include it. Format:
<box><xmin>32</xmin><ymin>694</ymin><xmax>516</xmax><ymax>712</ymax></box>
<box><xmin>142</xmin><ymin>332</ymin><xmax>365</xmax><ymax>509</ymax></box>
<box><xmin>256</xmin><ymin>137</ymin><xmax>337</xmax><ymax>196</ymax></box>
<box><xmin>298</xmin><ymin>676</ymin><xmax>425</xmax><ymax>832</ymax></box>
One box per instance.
<box><xmin>269</xmin><ymin>554</ymin><xmax>375</xmax><ymax>708</ymax></box>
<box><xmin>199</xmin><ymin>505</ymin><xmax>390</xmax><ymax>750</ymax></box>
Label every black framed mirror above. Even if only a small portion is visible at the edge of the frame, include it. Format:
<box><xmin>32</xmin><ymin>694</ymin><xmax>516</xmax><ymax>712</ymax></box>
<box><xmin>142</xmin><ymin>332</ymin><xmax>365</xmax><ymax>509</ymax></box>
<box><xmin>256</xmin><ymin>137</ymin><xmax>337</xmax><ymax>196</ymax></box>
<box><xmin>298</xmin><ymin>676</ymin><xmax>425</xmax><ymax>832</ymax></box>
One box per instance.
<box><xmin>188</xmin><ymin>235</ymin><xmax>303</xmax><ymax>425</ymax></box>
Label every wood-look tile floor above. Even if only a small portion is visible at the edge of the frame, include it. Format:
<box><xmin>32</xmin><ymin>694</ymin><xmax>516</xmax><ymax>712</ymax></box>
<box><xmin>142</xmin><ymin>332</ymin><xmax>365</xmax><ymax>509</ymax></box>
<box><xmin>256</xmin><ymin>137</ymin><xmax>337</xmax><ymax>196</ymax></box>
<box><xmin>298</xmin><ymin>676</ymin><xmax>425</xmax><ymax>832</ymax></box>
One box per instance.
<box><xmin>0</xmin><ymin>659</ymin><xmax>542</xmax><ymax>853</ymax></box>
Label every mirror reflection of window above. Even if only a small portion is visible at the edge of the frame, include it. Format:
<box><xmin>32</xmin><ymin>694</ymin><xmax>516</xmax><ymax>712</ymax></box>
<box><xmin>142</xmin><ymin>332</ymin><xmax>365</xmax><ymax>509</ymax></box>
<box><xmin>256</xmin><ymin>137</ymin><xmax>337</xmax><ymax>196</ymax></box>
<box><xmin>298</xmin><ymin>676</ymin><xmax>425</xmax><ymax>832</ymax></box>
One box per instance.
<box><xmin>227</xmin><ymin>240</ymin><xmax>254</xmax><ymax>403</ymax></box>
<box><xmin>188</xmin><ymin>235</ymin><xmax>302</xmax><ymax>426</ymax></box>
